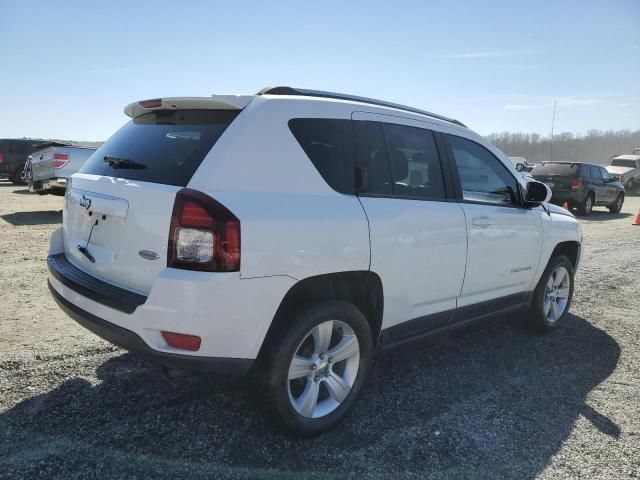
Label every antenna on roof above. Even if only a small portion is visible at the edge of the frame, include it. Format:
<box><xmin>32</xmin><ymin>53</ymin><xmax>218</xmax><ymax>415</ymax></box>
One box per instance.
<box><xmin>549</xmin><ymin>100</ymin><xmax>557</xmax><ymax>162</ymax></box>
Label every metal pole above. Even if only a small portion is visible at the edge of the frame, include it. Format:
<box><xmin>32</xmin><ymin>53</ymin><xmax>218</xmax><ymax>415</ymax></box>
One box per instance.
<box><xmin>550</xmin><ymin>100</ymin><xmax>557</xmax><ymax>161</ymax></box>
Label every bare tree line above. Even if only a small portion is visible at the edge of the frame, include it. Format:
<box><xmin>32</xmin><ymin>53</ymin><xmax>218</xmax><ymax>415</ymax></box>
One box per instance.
<box><xmin>486</xmin><ymin>130</ymin><xmax>640</xmax><ymax>165</ymax></box>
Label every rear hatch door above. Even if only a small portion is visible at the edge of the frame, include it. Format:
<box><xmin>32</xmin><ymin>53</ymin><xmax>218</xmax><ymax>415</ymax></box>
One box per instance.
<box><xmin>63</xmin><ymin>108</ymin><xmax>240</xmax><ymax>295</ymax></box>
<box><xmin>532</xmin><ymin>163</ymin><xmax>580</xmax><ymax>193</ymax></box>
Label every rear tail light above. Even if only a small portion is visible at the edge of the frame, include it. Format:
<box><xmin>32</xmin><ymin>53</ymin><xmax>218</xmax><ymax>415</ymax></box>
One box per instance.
<box><xmin>571</xmin><ymin>179</ymin><xmax>582</xmax><ymax>189</ymax></box>
<box><xmin>53</xmin><ymin>153</ymin><xmax>69</xmax><ymax>169</ymax></box>
<box><xmin>161</xmin><ymin>331</ymin><xmax>201</xmax><ymax>351</ymax></box>
<box><xmin>168</xmin><ymin>188</ymin><xmax>240</xmax><ymax>272</ymax></box>
<box><xmin>0</xmin><ymin>153</ymin><xmax>4</xmax><ymax>164</ymax></box>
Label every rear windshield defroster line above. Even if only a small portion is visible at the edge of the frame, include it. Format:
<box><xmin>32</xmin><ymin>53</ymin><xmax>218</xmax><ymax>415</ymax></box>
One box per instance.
<box><xmin>79</xmin><ymin>109</ymin><xmax>239</xmax><ymax>187</ymax></box>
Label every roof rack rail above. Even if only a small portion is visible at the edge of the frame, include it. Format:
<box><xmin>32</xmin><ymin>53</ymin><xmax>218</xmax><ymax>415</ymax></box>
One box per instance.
<box><xmin>257</xmin><ymin>86</ymin><xmax>467</xmax><ymax>128</ymax></box>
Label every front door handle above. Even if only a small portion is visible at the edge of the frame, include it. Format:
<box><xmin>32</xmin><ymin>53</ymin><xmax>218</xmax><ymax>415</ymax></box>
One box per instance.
<box><xmin>471</xmin><ymin>216</ymin><xmax>493</xmax><ymax>228</ymax></box>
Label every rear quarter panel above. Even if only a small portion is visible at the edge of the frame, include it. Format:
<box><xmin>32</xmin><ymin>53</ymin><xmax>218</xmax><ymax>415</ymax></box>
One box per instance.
<box><xmin>188</xmin><ymin>97</ymin><xmax>371</xmax><ymax>280</ymax></box>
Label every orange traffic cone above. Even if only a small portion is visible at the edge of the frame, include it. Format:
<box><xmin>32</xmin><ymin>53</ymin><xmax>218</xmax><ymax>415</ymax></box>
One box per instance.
<box><xmin>633</xmin><ymin>209</ymin><xmax>640</xmax><ymax>226</ymax></box>
<box><xmin>562</xmin><ymin>201</ymin><xmax>569</xmax><ymax>210</ymax></box>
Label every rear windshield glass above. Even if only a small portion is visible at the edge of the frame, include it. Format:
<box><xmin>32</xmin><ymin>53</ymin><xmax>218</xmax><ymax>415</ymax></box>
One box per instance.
<box><xmin>531</xmin><ymin>163</ymin><xmax>580</xmax><ymax>177</ymax></box>
<box><xmin>610</xmin><ymin>159</ymin><xmax>637</xmax><ymax>168</ymax></box>
<box><xmin>80</xmin><ymin>109</ymin><xmax>239</xmax><ymax>186</ymax></box>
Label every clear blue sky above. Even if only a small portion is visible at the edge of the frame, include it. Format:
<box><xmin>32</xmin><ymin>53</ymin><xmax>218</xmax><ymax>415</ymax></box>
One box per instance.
<box><xmin>1</xmin><ymin>0</ymin><xmax>638</xmax><ymax>141</ymax></box>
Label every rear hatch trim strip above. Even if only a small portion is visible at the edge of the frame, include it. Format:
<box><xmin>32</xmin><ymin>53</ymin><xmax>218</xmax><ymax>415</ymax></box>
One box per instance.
<box><xmin>48</xmin><ymin>253</ymin><xmax>147</xmax><ymax>314</ymax></box>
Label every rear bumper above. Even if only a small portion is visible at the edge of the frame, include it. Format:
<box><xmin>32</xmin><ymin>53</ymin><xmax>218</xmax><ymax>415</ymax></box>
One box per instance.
<box><xmin>549</xmin><ymin>190</ymin><xmax>583</xmax><ymax>205</ymax></box>
<box><xmin>47</xmin><ymin>227</ymin><xmax>296</xmax><ymax>369</ymax></box>
<box><xmin>48</xmin><ymin>281</ymin><xmax>254</xmax><ymax>376</ymax></box>
<box><xmin>30</xmin><ymin>177</ymin><xmax>67</xmax><ymax>192</ymax></box>
<box><xmin>48</xmin><ymin>253</ymin><xmax>146</xmax><ymax>314</ymax></box>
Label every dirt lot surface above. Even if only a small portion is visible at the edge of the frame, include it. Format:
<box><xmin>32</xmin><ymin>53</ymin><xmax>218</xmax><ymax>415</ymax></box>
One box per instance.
<box><xmin>1</xmin><ymin>180</ymin><xmax>639</xmax><ymax>479</ymax></box>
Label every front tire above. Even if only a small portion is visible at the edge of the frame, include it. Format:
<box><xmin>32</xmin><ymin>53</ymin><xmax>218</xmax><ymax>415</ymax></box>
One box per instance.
<box><xmin>526</xmin><ymin>255</ymin><xmax>574</xmax><ymax>332</ymax></box>
<box><xmin>257</xmin><ymin>301</ymin><xmax>373</xmax><ymax>437</ymax></box>
<box><xmin>608</xmin><ymin>193</ymin><xmax>624</xmax><ymax>213</ymax></box>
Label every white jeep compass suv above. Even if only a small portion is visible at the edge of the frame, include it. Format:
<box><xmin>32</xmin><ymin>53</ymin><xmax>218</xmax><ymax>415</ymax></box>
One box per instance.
<box><xmin>48</xmin><ymin>87</ymin><xmax>582</xmax><ymax>436</ymax></box>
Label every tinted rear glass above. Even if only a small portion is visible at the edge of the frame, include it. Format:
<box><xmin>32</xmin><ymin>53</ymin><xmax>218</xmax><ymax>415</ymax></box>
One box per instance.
<box><xmin>80</xmin><ymin>110</ymin><xmax>239</xmax><ymax>186</ymax></box>
<box><xmin>288</xmin><ymin>118</ymin><xmax>355</xmax><ymax>194</ymax></box>
<box><xmin>610</xmin><ymin>159</ymin><xmax>637</xmax><ymax>168</ymax></box>
<box><xmin>532</xmin><ymin>163</ymin><xmax>580</xmax><ymax>177</ymax></box>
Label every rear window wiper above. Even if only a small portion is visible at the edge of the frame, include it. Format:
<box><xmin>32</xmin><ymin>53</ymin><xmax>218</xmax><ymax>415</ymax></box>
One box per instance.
<box><xmin>103</xmin><ymin>156</ymin><xmax>147</xmax><ymax>169</ymax></box>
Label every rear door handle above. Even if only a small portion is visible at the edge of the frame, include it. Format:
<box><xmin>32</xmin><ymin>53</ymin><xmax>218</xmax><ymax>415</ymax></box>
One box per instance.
<box><xmin>471</xmin><ymin>216</ymin><xmax>493</xmax><ymax>228</ymax></box>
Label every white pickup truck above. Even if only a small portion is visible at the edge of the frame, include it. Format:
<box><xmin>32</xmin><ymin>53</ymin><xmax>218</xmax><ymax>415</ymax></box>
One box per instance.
<box><xmin>606</xmin><ymin>150</ymin><xmax>640</xmax><ymax>194</ymax></box>
<box><xmin>27</xmin><ymin>143</ymin><xmax>96</xmax><ymax>195</ymax></box>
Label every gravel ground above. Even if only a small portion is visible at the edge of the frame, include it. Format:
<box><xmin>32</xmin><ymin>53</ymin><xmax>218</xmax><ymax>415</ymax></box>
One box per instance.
<box><xmin>0</xmin><ymin>180</ymin><xmax>639</xmax><ymax>479</ymax></box>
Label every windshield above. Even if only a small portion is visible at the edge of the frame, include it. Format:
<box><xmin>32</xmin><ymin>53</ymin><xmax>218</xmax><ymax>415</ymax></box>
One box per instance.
<box><xmin>531</xmin><ymin>163</ymin><xmax>580</xmax><ymax>177</ymax></box>
<box><xmin>610</xmin><ymin>159</ymin><xmax>637</xmax><ymax>168</ymax></box>
<box><xmin>79</xmin><ymin>109</ymin><xmax>239</xmax><ymax>186</ymax></box>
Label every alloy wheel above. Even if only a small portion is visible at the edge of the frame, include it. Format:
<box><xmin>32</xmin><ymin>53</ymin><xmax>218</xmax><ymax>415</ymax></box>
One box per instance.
<box><xmin>543</xmin><ymin>266</ymin><xmax>571</xmax><ymax>324</ymax></box>
<box><xmin>287</xmin><ymin>320</ymin><xmax>360</xmax><ymax>419</ymax></box>
<box><xmin>585</xmin><ymin>196</ymin><xmax>593</xmax><ymax>214</ymax></box>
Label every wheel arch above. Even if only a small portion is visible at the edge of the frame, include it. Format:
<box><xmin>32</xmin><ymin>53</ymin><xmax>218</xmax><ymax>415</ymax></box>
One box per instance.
<box><xmin>550</xmin><ymin>241</ymin><xmax>580</xmax><ymax>269</ymax></box>
<box><xmin>257</xmin><ymin>271</ymin><xmax>384</xmax><ymax>359</ymax></box>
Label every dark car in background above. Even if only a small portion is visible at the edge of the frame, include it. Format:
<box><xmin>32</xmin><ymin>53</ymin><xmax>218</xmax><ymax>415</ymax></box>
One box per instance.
<box><xmin>531</xmin><ymin>162</ymin><xmax>625</xmax><ymax>216</ymax></box>
<box><xmin>0</xmin><ymin>138</ymin><xmax>48</xmax><ymax>184</ymax></box>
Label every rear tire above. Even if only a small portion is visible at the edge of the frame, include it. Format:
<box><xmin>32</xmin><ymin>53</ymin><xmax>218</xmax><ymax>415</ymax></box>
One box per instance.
<box><xmin>576</xmin><ymin>193</ymin><xmax>593</xmax><ymax>216</ymax></box>
<box><xmin>526</xmin><ymin>255</ymin><xmax>574</xmax><ymax>332</ymax></box>
<box><xmin>256</xmin><ymin>300</ymin><xmax>373</xmax><ymax>437</ymax></box>
<box><xmin>10</xmin><ymin>169</ymin><xmax>25</xmax><ymax>185</ymax></box>
<box><xmin>608</xmin><ymin>193</ymin><xmax>624</xmax><ymax>213</ymax></box>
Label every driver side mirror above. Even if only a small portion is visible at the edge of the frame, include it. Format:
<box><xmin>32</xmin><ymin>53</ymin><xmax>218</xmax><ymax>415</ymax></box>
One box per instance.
<box><xmin>524</xmin><ymin>181</ymin><xmax>551</xmax><ymax>206</ymax></box>
<box><xmin>515</xmin><ymin>162</ymin><xmax>525</xmax><ymax>172</ymax></box>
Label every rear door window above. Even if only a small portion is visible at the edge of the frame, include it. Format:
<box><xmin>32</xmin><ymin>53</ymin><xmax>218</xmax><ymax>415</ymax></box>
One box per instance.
<box><xmin>353</xmin><ymin>121</ymin><xmax>393</xmax><ymax>195</ymax></box>
<box><xmin>288</xmin><ymin>119</ymin><xmax>355</xmax><ymax>194</ymax></box>
<box><xmin>80</xmin><ymin>110</ymin><xmax>239</xmax><ymax>186</ymax></box>
<box><xmin>382</xmin><ymin>123</ymin><xmax>446</xmax><ymax>199</ymax></box>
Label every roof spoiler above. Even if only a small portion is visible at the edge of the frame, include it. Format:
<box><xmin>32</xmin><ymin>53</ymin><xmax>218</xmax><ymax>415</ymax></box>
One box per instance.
<box><xmin>124</xmin><ymin>95</ymin><xmax>254</xmax><ymax>118</ymax></box>
<box><xmin>257</xmin><ymin>86</ymin><xmax>467</xmax><ymax>128</ymax></box>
